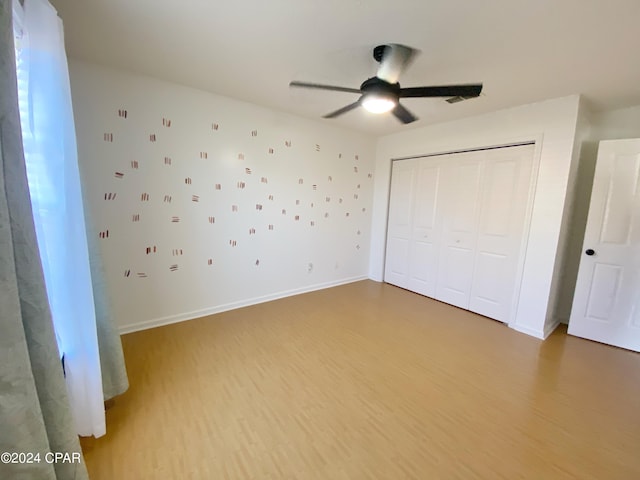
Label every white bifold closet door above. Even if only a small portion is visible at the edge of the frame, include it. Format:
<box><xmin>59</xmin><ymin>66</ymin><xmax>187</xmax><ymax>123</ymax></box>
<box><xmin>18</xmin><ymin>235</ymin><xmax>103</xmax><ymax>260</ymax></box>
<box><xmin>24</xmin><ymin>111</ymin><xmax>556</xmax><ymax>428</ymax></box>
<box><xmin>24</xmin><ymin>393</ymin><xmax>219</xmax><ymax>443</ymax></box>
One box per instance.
<box><xmin>384</xmin><ymin>144</ymin><xmax>534</xmax><ymax>323</ymax></box>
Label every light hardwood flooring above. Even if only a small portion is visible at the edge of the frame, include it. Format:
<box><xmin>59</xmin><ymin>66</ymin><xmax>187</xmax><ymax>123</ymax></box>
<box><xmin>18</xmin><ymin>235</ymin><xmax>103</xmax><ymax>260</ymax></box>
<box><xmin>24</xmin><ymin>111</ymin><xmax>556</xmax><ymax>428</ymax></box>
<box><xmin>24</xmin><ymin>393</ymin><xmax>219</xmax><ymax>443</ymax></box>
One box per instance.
<box><xmin>80</xmin><ymin>280</ymin><xmax>640</xmax><ymax>479</ymax></box>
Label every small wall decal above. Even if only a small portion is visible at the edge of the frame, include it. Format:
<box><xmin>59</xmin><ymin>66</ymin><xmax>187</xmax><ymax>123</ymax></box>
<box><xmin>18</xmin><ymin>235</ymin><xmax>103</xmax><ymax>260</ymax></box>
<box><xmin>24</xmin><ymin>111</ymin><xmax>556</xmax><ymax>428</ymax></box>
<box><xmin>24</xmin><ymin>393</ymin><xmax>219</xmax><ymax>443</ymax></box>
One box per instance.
<box><xmin>149</xmin><ymin>134</ymin><xmax>156</xmax><ymax>142</ymax></box>
<box><xmin>229</xmin><ymin>240</ymin><xmax>237</xmax><ymax>247</ymax></box>
<box><xmin>249</xmin><ymin>227</ymin><xmax>256</xmax><ymax>235</ymax></box>
<box><xmin>251</xmin><ymin>130</ymin><xmax>258</xmax><ymax>137</ymax></box>
<box><xmin>130</xmin><ymin>160</ymin><xmax>139</xmax><ymax>169</ymax></box>
<box><xmin>324</xmin><ymin>212</ymin><xmax>329</xmax><ymax>218</ymax></box>
<box><xmin>312</xmin><ymin>184</ymin><xmax>317</xmax><ymax>190</ymax></box>
<box><xmin>185</xmin><ymin>177</ymin><xmax>192</xmax><ymax>185</ymax></box>
<box><xmin>172</xmin><ymin>249</ymin><xmax>183</xmax><ymax>256</ymax></box>
<box><xmin>353</xmin><ymin>166</ymin><xmax>358</xmax><ymax>173</ymax></box>
<box><xmin>357</xmin><ymin>184</ymin><xmax>361</xmax><ymax>189</ymax></box>
<box><xmin>145</xmin><ymin>246</ymin><xmax>157</xmax><ymax>255</ymax></box>
<box><xmin>261</xmin><ymin>177</ymin><xmax>268</xmax><ymax>184</ymax></box>
<box><xmin>208</xmin><ymin>216</ymin><xmax>215</xmax><ymax>224</ymax></box>
<box><xmin>141</xmin><ymin>193</ymin><xmax>150</xmax><ymax>201</ymax></box>
<box><xmin>104</xmin><ymin>193</ymin><xmax>117</xmax><ymax>200</ymax></box>
<box><xmin>192</xmin><ymin>195</ymin><xmax>200</xmax><ymax>202</ymax></box>
<box><xmin>310</xmin><ymin>221</ymin><xmax>315</xmax><ymax>227</ymax></box>
<box><xmin>328</xmin><ymin>175</ymin><xmax>333</xmax><ymax>182</ymax></box>
<box><xmin>315</xmin><ymin>144</ymin><xmax>320</xmax><ymax>151</ymax></box>
<box><xmin>207</xmin><ymin>258</ymin><xmax>213</xmax><ymax>265</ymax></box>
<box><xmin>215</xmin><ymin>183</ymin><xmax>222</xmax><ymax>190</ymax></box>
<box><xmin>282</xmin><ymin>209</ymin><xmax>286</xmax><ymax>215</ymax></box>
<box><xmin>355</xmin><ymin>154</ymin><xmax>359</xmax><ymax>160</ymax></box>
<box><xmin>339</xmin><ymin>198</ymin><xmax>343</xmax><ymax>204</ymax></box>
<box><xmin>245</xmin><ymin>167</ymin><xmax>252</xmax><ymax>175</ymax></box>
<box><xmin>99</xmin><ymin>230</ymin><xmax>109</xmax><ymax>238</ymax></box>
<box><xmin>368</xmin><ymin>173</ymin><xmax>373</xmax><ymax>178</ymax></box>
<box><xmin>362</xmin><ymin>207</ymin><xmax>367</xmax><ymax>212</ymax></box>
<box><xmin>294</xmin><ymin>215</ymin><xmax>300</xmax><ymax>221</ymax></box>
<box><xmin>164</xmin><ymin>195</ymin><xmax>172</xmax><ymax>203</ymax></box>
<box><xmin>356</xmin><ymin>244</ymin><xmax>360</xmax><ymax>250</ymax></box>
<box><xmin>338</xmin><ymin>153</ymin><xmax>342</xmax><ymax>159</ymax></box>
<box><xmin>345</xmin><ymin>212</ymin><xmax>350</xmax><ymax>217</ymax></box>
<box><xmin>200</xmin><ymin>152</ymin><xmax>208</xmax><ymax>159</ymax></box>
<box><xmin>212</xmin><ymin>123</ymin><xmax>219</xmax><ymax>131</ymax></box>
<box><xmin>357</xmin><ymin>229</ymin><xmax>361</xmax><ymax>235</ymax></box>
<box><xmin>298</xmin><ymin>178</ymin><xmax>304</xmax><ymax>184</ymax></box>
<box><xmin>268</xmin><ymin>194</ymin><xmax>274</xmax><ymax>201</ymax></box>
<box><xmin>132</xmin><ymin>214</ymin><xmax>140</xmax><ymax>222</ymax></box>
<box><xmin>255</xmin><ymin>204</ymin><xmax>263</xmax><ymax>211</ymax></box>
<box><xmin>164</xmin><ymin>156</ymin><xmax>172</xmax><ymax>165</ymax></box>
<box><xmin>238</xmin><ymin>153</ymin><xmax>245</xmax><ymax>160</ymax></box>
<box><xmin>268</xmin><ymin>224</ymin><xmax>274</xmax><ymax>230</ymax></box>
<box><xmin>237</xmin><ymin>181</ymin><xmax>246</xmax><ymax>189</ymax></box>
<box><xmin>104</xmin><ymin>133</ymin><xmax>113</xmax><ymax>142</ymax></box>
<box><xmin>171</xmin><ymin>216</ymin><xmax>180</xmax><ymax>223</ymax></box>
<box><xmin>162</xmin><ymin>118</ymin><xmax>171</xmax><ymax>127</ymax></box>
<box><xmin>232</xmin><ymin>205</ymin><xmax>238</xmax><ymax>212</ymax></box>
<box><xmin>118</xmin><ymin>109</ymin><xmax>127</xmax><ymax>119</ymax></box>
<box><xmin>255</xmin><ymin>259</ymin><xmax>260</xmax><ymax>266</ymax></box>
<box><xmin>137</xmin><ymin>272</ymin><xmax>147</xmax><ymax>278</ymax></box>
<box><xmin>295</xmin><ymin>199</ymin><xmax>300</xmax><ymax>205</ymax></box>
<box><xmin>124</xmin><ymin>269</ymin><xmax>131</xmax><ymax>277</ymax></box>
<box><xmin>354</xmin><ymin>194</ymin><xmax>359</xmax><ymax>200</ymax></box>
<box><xmin>114</xmin><ymin>172</ymin><xmax>124</xmax><ymax>179</ymax></box>
<box><xmin>268</xmin><ymin>148</ymin><xmax>274</xmax><ymax>154</ymax></box>
<box><xmin>285</xmin><ymin>140</ymin><xmax>291</xmax><ymax>147</ymax></box>
<box><xmin>325</xmin><ymin>196</ymin><xmax>331</xmax><ymax>202</ymax></box>
<box><xmin>169</xmin><ymin>264</ymin><xmax>179</xmax><ymax>272</ymax></box>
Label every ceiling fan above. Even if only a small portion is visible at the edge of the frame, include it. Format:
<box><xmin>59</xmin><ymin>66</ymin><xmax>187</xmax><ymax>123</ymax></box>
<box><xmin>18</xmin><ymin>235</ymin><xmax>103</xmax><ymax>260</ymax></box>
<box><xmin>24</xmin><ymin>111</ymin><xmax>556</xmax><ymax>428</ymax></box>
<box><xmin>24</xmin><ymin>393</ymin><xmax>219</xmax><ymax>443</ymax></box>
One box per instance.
<box><xmin>290</xmin><ymin>44</ymin><xmax>483</xmax><ymax>124</ymax></box>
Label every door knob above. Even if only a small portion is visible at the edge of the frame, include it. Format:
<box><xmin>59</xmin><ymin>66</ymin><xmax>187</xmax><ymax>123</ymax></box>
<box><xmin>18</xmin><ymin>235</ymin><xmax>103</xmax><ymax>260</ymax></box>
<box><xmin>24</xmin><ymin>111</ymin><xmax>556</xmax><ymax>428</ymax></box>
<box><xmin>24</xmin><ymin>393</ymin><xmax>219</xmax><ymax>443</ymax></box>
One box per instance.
<box><xmin>585</xmin><ymin>249</ymin><xmax>595</xmax><ymax>256</ymax></box>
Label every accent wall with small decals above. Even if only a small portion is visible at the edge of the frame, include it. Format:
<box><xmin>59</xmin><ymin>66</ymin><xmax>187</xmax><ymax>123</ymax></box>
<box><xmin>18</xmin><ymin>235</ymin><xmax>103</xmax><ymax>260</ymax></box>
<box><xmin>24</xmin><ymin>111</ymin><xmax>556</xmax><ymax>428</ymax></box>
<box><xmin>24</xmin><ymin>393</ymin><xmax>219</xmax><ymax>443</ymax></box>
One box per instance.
<box><xmin>70</xmin><ymin>62</ymin><xmax>375</xmax><ymax>332</ymax></box>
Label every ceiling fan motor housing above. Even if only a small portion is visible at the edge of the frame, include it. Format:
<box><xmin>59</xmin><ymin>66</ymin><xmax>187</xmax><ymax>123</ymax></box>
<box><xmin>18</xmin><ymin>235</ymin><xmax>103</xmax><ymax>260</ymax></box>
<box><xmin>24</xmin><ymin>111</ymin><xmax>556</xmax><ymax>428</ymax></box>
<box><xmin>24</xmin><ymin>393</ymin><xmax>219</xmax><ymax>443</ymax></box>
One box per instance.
<box><xmin>360</xmin><ymin>76</ymin><xmax>400</xmax><ymax>102</ymax></box>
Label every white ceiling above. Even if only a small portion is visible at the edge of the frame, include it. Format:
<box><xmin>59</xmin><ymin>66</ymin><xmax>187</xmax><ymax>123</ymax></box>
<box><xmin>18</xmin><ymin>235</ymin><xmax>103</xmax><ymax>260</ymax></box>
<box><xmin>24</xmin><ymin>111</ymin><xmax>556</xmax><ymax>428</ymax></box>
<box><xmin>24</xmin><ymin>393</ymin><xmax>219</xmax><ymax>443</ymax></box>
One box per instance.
<box><xmin>50</xmin><ymin>0</ymin><xmax>640</xmax><ymax>136</ymax></box>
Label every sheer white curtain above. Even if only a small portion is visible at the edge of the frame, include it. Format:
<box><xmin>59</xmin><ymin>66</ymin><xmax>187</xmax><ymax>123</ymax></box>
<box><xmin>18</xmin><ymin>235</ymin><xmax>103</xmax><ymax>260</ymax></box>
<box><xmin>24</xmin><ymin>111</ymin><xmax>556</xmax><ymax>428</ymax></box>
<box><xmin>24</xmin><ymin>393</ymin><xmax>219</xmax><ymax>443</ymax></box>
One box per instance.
<box><xmin>13</xmin><ymin>0</ymin><xmax>106</xmax><ymax>437</ymax></box>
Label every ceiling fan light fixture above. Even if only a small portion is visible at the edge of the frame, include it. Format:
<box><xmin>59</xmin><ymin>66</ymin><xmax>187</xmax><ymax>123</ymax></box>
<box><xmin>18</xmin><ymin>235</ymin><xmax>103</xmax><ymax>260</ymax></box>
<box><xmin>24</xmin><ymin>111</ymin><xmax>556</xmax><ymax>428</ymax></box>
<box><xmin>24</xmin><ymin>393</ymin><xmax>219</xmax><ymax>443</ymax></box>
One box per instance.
<box><xmin>362</xmin><ymin>95</ymin><xmax>396</xmax><ymax>114</ymax></box>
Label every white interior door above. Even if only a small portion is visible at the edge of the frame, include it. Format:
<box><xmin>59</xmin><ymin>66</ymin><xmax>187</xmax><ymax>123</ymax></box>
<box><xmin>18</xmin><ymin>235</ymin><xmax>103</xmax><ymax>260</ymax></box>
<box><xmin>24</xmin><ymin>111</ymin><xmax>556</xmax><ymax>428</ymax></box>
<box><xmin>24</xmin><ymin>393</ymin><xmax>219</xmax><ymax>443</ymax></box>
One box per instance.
<box><xmin>568</xmin><ymin>139</ymin><xmax>640</xmax><ymax>352</ymax></box>
<box><xmin>469</xmin><ymin>145</ymin><xmax>534</xmax><ymax>322</ymax></box>
<box><xmin>435</xmin><ymin>153</ymin><xmax>482</xmax><ymax>309</ymax></box>
<box><xmin>384</xmin><ymin>160</ymin><xmax>417</xmax><ymax>289</ymax></box>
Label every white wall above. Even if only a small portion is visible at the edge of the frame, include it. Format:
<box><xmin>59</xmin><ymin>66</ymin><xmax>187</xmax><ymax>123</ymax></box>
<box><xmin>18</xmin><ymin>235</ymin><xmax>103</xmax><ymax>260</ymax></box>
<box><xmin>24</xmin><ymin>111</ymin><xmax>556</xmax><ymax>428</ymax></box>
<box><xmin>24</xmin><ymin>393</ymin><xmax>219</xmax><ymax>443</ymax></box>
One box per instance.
<box><xmin>590</xmin><ymin>104</ymin><xmax>640</xmax><ymax>141</ymax></box>
<box><xmin>546</xmin><ymin>99</ymin><xmax>593</xmax><ymax>326</ymax></box>
<box><xmin>70</xmin><ymin>61</ymin><xmax>376</xmax><ymax>333</ymax></box>
<box><xmin>370</xmin><ymin>95</ymin><xmax>582</xmax><ymax>339</ymax></box>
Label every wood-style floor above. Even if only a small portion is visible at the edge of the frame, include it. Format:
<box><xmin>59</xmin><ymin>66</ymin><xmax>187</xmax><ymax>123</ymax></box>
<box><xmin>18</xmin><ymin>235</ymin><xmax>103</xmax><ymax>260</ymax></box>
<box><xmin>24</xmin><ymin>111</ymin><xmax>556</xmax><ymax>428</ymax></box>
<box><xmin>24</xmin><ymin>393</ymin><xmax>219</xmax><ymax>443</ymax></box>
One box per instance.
<box><xmin>80</xmin><ymin>280</ymin><xmax>640</xmax><ymax>479</ymax></box>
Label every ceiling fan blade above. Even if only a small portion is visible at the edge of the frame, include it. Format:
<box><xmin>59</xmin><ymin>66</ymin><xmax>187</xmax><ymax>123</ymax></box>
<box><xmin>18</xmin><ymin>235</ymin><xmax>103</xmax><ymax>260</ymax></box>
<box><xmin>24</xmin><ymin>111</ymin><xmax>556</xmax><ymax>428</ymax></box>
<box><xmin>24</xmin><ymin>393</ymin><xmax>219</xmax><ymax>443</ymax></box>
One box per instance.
<box><xmin>400</xmin><ymin>84</ymin><xmax>483</xmax><ymax>98</ymax></box>
<box><xmin>290</xmin><ymin>81</ymin><xmax>361</xmax><ymax>94</ymax></box>
<box><xmin>376</xmin><ymin>44</ymin><xmax>417</xmax><ymax>84</ymax></box>
<box><xmin>392</xmin><ymin>103</ymin><xmax>418</xmax><ymax>124</ymax></box>
<box><xmin>323</xmin><ymin>101</ymin><xmax>362</xmax><ymax>119</ymax></box>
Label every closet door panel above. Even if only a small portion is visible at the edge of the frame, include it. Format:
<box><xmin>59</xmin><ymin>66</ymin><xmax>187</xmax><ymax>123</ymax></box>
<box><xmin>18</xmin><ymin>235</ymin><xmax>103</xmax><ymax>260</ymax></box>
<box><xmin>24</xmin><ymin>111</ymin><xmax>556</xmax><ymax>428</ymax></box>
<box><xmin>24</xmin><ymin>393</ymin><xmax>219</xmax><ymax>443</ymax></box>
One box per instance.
<box><xmin>384</xmin><ymin>160</ymin><xmax>417</xmax><ymax>289</ymax></box>
<box><xmin>469</xmin><ymin>145</ymin><xmax>534</xmax><ymax>321</ymax></box>
<box><xmin>435</xmin><ymin>155</ymin><xmax>483</xmax><ymax>309</ymax></box>
<box><xmin>407</xmin><ymin>163</ymin><xmax>441</xmax><ymax>296</ymax></box>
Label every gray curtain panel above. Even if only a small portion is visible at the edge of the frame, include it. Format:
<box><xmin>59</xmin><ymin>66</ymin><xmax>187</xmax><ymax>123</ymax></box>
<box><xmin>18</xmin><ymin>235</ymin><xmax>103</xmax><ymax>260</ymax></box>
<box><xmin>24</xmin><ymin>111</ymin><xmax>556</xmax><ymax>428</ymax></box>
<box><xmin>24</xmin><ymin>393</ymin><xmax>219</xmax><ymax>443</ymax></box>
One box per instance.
<box><xmin>0</xmin><ymin>1</ymin><xmax>88</xmax><ymax>478</ymax></box>
<box><xmin>84</xmin><ymin>216</ymin><xmax>129</xmax><ymax>401</ymax></box>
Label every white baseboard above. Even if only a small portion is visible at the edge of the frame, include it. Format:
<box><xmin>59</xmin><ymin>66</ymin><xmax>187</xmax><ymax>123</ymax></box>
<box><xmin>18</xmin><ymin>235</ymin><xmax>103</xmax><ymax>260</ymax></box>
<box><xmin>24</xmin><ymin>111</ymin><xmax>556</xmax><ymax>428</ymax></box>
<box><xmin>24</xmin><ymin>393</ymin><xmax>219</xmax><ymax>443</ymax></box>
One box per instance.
<box><xmin>118</xmin><ymin>275</ymin><xmax>368</xmax><ymax>335</ymax></box>
<box><xmin>509</xmin><ymin>318</ymin><xmax>561</xmax><ymax>340</ymax></box>
<box><xmin>510</xmin><ymin>324</ymin><xmax>545</xmax><ymax>340</ymax></box>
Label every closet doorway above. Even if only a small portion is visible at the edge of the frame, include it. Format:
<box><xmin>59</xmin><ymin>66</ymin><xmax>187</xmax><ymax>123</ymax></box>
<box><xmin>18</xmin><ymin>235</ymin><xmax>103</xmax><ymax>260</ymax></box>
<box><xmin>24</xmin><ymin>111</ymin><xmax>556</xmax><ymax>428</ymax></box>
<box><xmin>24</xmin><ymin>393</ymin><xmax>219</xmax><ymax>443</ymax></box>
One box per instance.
<box><xmin>384</xmin><ymin>143</ymin><xmax>536</xmax><ymax>323</ymax></box>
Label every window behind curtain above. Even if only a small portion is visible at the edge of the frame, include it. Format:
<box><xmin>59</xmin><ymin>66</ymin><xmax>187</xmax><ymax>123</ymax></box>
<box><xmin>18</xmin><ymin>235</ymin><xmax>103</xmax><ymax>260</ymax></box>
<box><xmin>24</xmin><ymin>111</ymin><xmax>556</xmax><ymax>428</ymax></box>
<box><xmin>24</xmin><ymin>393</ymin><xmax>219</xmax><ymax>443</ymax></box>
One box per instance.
<box><xmin>12</xmin><ymin>0</ymin><xmax>64</xmax><ymax>355</ymax></box>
